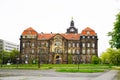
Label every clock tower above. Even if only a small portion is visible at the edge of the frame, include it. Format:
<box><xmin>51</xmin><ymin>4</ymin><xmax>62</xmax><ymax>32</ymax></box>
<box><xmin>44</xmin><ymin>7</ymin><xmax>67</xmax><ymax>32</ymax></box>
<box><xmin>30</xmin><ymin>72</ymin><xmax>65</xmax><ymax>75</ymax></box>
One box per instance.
<box><xmin>66</xmin><ymin>18</ymin><xmax>78</xmax><ymax>33</ymax></box>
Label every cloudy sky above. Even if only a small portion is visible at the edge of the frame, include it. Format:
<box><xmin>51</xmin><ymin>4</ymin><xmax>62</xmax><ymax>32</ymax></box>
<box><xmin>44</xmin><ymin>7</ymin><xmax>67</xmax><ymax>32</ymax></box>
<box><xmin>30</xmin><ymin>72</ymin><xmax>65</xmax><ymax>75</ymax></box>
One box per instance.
<box><xmin>0</xmin><ymin>0</ymin><xmax>120</xmax><ymax>56</ymax></box>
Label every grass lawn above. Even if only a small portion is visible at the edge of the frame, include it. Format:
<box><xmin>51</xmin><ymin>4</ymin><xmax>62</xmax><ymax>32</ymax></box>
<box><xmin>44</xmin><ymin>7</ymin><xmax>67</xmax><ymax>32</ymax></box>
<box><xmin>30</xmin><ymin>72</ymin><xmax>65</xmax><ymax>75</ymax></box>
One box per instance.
<box><xmin>0</xmin><ymin>64</ymin><xmax>113</xmax><ymax>73</ymax></box>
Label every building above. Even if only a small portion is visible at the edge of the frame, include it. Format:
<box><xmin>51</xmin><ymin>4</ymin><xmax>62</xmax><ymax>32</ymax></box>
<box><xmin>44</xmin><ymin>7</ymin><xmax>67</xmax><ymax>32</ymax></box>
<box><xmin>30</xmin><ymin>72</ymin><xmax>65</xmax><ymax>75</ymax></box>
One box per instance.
<box><xmin>0</xmin><ymin>39</ymin><xmax>19</xmax><ymax>52</ymax></box>
<box><xmin>20</xmin><ymin>19</ymin><xmax>98</xmax><ymax>64</ymax></box>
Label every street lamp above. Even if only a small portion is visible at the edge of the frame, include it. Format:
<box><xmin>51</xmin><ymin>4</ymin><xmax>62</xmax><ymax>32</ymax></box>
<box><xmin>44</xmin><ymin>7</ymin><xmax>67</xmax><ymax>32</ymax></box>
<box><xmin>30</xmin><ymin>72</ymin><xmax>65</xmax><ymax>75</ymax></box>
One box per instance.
<box><xmin>78</xmin><ymin>52</ymin><xmax>80</xmax><ymax>70</ymax></box>
<box><xmin>16</xmin><ymin>57</ymin><xmax>20</xmax><ymax>68</ymax></box>
<box><xmin>38</xmin><ymin>48</ymin><xmax>42</xmax><ymax>68</ymax></box>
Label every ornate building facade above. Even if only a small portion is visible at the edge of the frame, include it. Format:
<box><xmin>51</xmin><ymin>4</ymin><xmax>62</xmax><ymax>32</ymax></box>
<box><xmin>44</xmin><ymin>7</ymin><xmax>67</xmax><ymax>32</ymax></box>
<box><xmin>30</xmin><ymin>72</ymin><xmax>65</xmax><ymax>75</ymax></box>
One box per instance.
<box><xmin>20</xmin><ymin>19</ymin><xmax>98</xmax><ymax>64</ymax></box>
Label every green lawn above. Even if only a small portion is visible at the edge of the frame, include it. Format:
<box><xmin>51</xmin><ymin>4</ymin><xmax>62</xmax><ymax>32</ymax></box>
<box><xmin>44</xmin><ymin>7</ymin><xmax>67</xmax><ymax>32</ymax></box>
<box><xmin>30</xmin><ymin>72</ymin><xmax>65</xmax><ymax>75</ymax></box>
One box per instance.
<box><xmin>0</xmin><ymin>64</ymin><xmax>113</xmax><ymax>73</ymax></box>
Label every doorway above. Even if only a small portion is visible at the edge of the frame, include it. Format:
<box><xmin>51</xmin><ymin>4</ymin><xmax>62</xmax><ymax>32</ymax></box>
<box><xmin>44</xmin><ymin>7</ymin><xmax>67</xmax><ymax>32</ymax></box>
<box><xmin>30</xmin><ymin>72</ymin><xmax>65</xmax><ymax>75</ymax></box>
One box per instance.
<box><xmin>56</xmin><ymin>56</ymin><xmax>60</xmax><ymax>64</ymax></box>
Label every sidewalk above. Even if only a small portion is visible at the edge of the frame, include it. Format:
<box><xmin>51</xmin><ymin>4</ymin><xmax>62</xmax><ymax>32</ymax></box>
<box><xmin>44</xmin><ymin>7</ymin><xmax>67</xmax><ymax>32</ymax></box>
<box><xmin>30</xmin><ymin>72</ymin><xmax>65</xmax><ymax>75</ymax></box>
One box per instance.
<box><xmin>93</xmin><ymin>70</ymin><xmax>119</xmax><ymax>80</ymax></box>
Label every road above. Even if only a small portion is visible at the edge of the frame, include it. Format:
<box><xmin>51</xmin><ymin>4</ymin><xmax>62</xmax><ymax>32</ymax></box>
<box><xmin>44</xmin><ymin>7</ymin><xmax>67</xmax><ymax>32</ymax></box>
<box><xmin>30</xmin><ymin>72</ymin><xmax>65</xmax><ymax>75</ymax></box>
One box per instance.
<box><xmin>0</xmin><ymin>69</ymin><xmax>119</xmax><ymax>80</ymax></box>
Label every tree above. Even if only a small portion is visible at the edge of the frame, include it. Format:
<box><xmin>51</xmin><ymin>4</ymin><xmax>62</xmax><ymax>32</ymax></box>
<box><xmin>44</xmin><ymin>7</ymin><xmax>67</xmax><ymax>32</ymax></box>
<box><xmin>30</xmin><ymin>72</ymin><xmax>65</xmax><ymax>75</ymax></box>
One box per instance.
<box><xmin>101</xmin><ymin>48</ymin><xmax>120</xmax><ymax>65</ymax></box>
<box><xmin>108</xmin><ymin>12</ymin><xmax>120</xmax><ymax>49</ymax></box>
<box><xmin>0</xmin><ymin>50</ymin><xmax>10</xmax><ymax>64</ymax></box>
<box><xmin>91</xmin><ymin>55</ymin><xmax>100</xmax><ymax>64</ymax></box>
<box><xmin>68</xmin><ymin>53</ymin><xmax>72</xmax><ymax>64</ymax></box>
<box><xmin>10</xmin><ymin>49</ymin><xmax>20</xmax><ymax>64</ymax></box>
<box><xmin>100</xmin><ymin>51</ymin><xmax>110</xmax><ymax>64</ymax></box>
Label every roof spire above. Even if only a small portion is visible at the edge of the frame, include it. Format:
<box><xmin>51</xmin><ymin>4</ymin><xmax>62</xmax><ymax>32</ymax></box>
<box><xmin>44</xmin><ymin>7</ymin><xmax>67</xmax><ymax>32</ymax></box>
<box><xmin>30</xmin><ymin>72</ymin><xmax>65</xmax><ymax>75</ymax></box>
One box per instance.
<box><xmin>70</xmin><ymin>17</ymin><xmax>74</xmax><ymax>27</ymax></box>
<box><xmin>71</xmin><ymin>16</ymin><xmax>73</xmax><ymax>20</ymax></box>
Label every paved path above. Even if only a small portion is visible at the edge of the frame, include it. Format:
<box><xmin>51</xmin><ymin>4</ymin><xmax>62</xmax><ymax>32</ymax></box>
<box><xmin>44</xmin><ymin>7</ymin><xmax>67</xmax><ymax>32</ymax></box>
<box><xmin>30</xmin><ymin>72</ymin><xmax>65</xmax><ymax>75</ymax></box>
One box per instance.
<box><xmin>93</xmin><ymin>70</ymin><xmax>118</xmax><ymax>80</ymax></box>
<box><xmin>0</xmin><ymin>69</ymin><xmax>119</xmax><ymax>80</ymax></box>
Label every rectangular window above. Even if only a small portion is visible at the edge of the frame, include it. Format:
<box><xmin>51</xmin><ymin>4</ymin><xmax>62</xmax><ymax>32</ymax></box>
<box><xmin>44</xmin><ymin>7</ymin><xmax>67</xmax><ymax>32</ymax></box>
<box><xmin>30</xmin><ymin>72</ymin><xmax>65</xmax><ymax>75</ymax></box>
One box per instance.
<box><xmin>92</xmin><ymin>43</ymin><xmax>95</xmax><ymax>47</ymax></box>
<box><xmin>22</xmin><ymin>49</ymin><xmax>24</xmax><ymax>54</ymax></box>
<box><xmin>87</xmin><ymin>49</ymin><xmax>90</xmax><ymax>54</ymax></box>
<box><xmin>72</xmin><ymin>49</ymin><xmax>75</xmax><ymax>54</ymax></box>
<box><xmin>82</xmin><ymin>43</ymin><xmax>85</xmax><ymax>47</ymax></box>
<box><xmin>68</xmin><ymin>43</ymin><xmax>71</xmax><ymax>47</ymax></box>
<box><xmin>32</xmin><ymin>43</ymin><xmax>34</xmax><ymax>47</ymax></box>
<box><xmin>68</xmin><ymin>49</ymin><xmax>71</xmax><ymax>53</ymax></box>
<box><xmin>32</xmin><ymin>49</ymin><xmax>34</xmax><ymax>54</ymax></box>
<box><xmin>92</xmin><ymin>49</ymin><xmax>95</xmax><ymax>54</ymax></box>
<box><xmin>73</xmin><ymin>43</ymin><xmax>75</xmax><ymax>47</ymax></box>
<box><xmin>82</xmin><ymin>49</ymin><xmax>85</xmax><ymax>54</ymax></box>
<box><xmin>41</xmin><ymin>42</ymin><xmax>45</xmax><ymax>47</ymax></box>
<box><xmin>77</xmin><ymin>43</ymin><xmax>79</xmax><ymax>47</ymax></box>
<box><xmin>46</xmin><ymin>42</ymin><xmax>48</xmax><ymax>47</ymax></box>
<box><xmin>87</xmin><ymin>43</ymin><xmax>90</xmax><ymax>47</ymax></box>
<box><xmin>76</xmin><ymin>49</ymin><xmax>79</xmax><ymax>54</ymax></box>
<box><xmin>22</xmin><ymin>43</ymin><xmax>25</xmax><ymax>48</ymax></box>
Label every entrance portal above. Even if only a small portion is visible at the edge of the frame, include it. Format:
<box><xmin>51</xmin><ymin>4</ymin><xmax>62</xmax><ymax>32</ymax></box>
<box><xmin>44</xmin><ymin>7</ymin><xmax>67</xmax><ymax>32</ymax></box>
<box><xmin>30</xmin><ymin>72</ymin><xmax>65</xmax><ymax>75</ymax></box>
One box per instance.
<box><xmin>56</xmin><ymin>56</ymin><xmax>60</xmax><ymax>64</ymax></box>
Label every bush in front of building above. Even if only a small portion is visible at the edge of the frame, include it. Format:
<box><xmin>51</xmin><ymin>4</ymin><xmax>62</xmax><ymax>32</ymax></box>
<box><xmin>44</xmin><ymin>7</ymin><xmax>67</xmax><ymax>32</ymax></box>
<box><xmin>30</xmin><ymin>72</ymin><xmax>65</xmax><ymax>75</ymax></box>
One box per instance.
<box><xmin>92</xmin><ymin>55</ymin><xmax>101</xmax><ymax>64</ymax></box>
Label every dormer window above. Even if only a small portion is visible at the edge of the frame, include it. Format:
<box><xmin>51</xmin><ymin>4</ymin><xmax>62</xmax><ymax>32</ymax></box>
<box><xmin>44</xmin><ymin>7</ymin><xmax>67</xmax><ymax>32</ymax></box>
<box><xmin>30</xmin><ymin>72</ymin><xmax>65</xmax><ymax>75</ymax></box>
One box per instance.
<box><xmin>87</xmin><ymin>31</ymin><xmax>90</xmax><ymax>35</ymax></box>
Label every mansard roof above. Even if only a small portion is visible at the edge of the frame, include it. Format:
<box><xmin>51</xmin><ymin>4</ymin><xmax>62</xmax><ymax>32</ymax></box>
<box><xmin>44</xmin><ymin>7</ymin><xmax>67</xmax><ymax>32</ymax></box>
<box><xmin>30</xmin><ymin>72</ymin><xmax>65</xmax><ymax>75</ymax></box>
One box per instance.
<box><xmin>61</xmin><ymin>33</ymin><xmax>80</xmax><ymax>40</ymax></box>
<box><xmin>21</xmin><ymin>27</ymin><xmax>97</xmax><ymax>40</ymax></box>
<box><xmin>38</xmin><ymin>33</ymin><xmax>56</xmax><ymax>40</ymax></box>
<box><xmin>22</xmin><ymin>27</ymin><xmax>38</xmax><ymax>35</ymax></box>
<box><xmin>81</xmin><ymin>27</ymin><xmax>96</xmax><ymax>35</ymax></box>
<box><xmin>38</xmin><ymin>33</ymin><xmax>80</xmax><ymax>40</ymax></box>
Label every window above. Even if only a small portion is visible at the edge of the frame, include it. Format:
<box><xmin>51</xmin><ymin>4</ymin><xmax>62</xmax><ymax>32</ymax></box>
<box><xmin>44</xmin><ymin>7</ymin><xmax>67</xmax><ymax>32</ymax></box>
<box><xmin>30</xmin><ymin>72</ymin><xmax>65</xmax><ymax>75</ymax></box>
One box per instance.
<box><xmin>68</xmin><ymin>43</ymin><xmax>71</xmax><ymax>47</ymax></box>
<box><xmin>87</xmin><ymin>43</ymin><xmax>90</xmax><ymax>47</ymax></box>
<box><xmin>76</xmin><ymin>49</ymin><xmax>79</xmax><ymax>54</ymax></box>
<box><xmin>92</xmin><ymin>36</ymin><xmax>94</xmax><ymax>39</ymax></box>
<box><xmin>41</xmin><ymin>42</ymin><xmax>45</xmax><ymax>47</ymax></box>
<box><xmin>87</xmin><ymin>31</ymin><xmax>90</xmax><ymax>34</ymax></box>
<box><xmin>57</xmin><ymin>49</ymin><xmax>62</xmax><ymax>53</ymax></box>
<box><xmin>82</xmin><ymin>36</ymin><xmax>85</xmax><ymax>38</ymax></box>
<box><xmin>82</xmin><ymin>49</ymin><xmax>85</xmax><ymax>54</ymax></box>
<box><xmin>22</xmin><ymin>43</ymin><xmax>25</xmax><ymax>48</ymax></box>
<box><xmin>92</xmin><ymin>49</ymin><xmax>95</xmax><ymax>54</ymax></box>
<box><xmin>68</xmin><ymin>49</ymin><xmax>71</xmax><ymax>53</ymax></box>
<box><xmin>32</xmin><ymin>43</ymin><xmax>34</xmax><ymax>47</ymax></box>
<box><xmin>82</xmin><ymin>43</ymin><xmax>85</xmax><ymax>47</ymax></box>
<box><xmin>87</xmin><ymin>49</ymin><xmax>90</xmax><ymax>54</ymax></box>
<box><xmin>22</xmin><ymin>36</ymin><xmax>25</xmax><ymax>38</ymax></box>
<box><xmin>55</xmin><ymin>41</ymin><xmax>62</xmax><ymax>46</ymax></box>
<box><xmin>32</xmin><ymin>49</ymin><xmax>34</xmax><ymax>54</ymax></box>
<box><xmin>73</xmin><ymin>43</ymin><xmax>75</xmax><ymax>47</ymax></box>
<box><xmin>22</xmin><ymin>49</ymin><xmax>24</xmax><ymax>54</ymax></box>
<box><xmin>87</xmin><ymin>36</ymin><xmax>90</xmax><ymax>38</ymax></box>
<box><xmin>27</xmin><ymin>42</ymin><xmax>30</xmax><ymax>47</ymax></box>
<box><xmin>46</xmin><ymin>42</ymin><xmax>48</xmax><ymax>47</ymax></box>
<box><xmin>92</xmin><ymin>43</ymin><xmax>95</xmax><ymax>47</ymax></box>
<box><xmin>77</xmin><ymin>43</ymin><xmax>79</xmax><ymax>47</ymax></box>
<box><xmin>72</xmin><ymin>49</ymin><xmax>75</xmax><ymax>54</ymax></box>
<box><xmin>25</xmin><ymin>54</ymin><xmax>28</xmax><ymax>58</ymax></box>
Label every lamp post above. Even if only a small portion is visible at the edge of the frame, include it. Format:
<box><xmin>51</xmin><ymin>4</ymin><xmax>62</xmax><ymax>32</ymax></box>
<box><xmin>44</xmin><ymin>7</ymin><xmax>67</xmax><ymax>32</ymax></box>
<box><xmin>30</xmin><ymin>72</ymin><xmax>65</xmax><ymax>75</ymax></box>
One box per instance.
<box><xmin>78</xmin><ymin>52</ymin><xmax>80</xmax><ymax>70</ymax></box>
<box><xmin>38</xmin><ymin>48</ymin><xmax>42</xmax><ymax>68</ymax></box>
<box><xmin>16</xmin><ymin>57</ymin><xmax>19</xmax><ymax>68</ymax></box>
